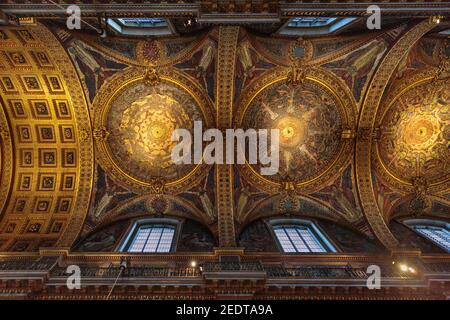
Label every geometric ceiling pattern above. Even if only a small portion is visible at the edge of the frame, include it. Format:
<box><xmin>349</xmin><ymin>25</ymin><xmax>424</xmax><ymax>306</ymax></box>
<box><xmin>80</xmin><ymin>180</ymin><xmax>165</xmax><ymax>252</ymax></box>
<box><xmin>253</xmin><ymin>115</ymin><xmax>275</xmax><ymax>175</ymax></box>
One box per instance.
<box><xmin>0</xmin><ymin>24</ymin><xmax>93</xmax><ymax>252</ymax></box>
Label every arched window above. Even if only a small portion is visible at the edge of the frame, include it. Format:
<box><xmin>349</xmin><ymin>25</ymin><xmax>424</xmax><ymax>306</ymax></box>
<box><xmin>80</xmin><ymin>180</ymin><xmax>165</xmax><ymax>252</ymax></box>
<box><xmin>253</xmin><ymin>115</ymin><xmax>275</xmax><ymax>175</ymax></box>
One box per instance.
<box><xmin>404</xmin><ymin>219</ymin><xmax>450</xmax><ymax>252</ymax></box>
<box><xmin>270</xmin><ymin>219</ymin><xmax>337</xmax><ymax>253</ymax></box>
<box><xmin>120</xmin><ymin>219</ymin><xmax>178</xmax><ymax>253</ymax></box>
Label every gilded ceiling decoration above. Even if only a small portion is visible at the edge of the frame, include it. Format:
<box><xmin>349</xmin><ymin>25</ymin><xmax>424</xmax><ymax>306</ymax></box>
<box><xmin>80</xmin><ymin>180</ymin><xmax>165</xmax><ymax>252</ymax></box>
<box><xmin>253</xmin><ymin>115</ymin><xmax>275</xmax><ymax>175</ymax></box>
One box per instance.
<box><xmin>243</xmin><ymin>79</ymin><xmax>342</xmax><ymax>181</ymax></box>
<box><xmin>0</xmin><ymin>24</ymin><xmax>93</xmax><ymax>251</ymax></box>
<box><xmin>378</xmin><ymin>80</ymin><xmax>449</xmax><ymax>188</ymax></box>
<box><xmin>236</xmin><ymin>67</ymin><xmax>356</xmax><ymax>194</ymax></box>
<box><xmin>93</xmin><ymin>67</ymin><xmax>214</xmax><ymax>195</ymax></box>
<box><xmin>215</xmin><ymin>26</ymin><xmax>240</xmax><ymax>247</ymax></box>
<box><xmin>0</xmin><ymin>19</ymin><xmax>448</xmax><ymax>254</ymax></box>
<box><xmin>0</xmin><ymin>104</ymin><xmax>13</xmax><ymax>220</ymax></box>
<box><xmin>77</xmin><ymin>33</ymin><xmax>208</xmax><ymax>68</ymax></box>
<box><xmin>355</xmin><ymin>19</ymin><xmax>439</xmax><ymax>249</ymax></box>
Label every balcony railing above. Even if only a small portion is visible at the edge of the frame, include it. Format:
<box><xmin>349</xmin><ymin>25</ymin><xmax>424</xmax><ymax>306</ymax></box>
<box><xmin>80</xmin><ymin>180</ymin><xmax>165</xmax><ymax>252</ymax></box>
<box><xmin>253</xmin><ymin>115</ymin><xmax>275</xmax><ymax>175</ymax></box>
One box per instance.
<box><xmin>50</xmin><ymin>266</ymin><xmax>201</xmax><ymax>278</ymax></box>
<box><xmin>0</xmin><ymin>256</ymin><xmax>442</xmax><ymax>280</ymax></box>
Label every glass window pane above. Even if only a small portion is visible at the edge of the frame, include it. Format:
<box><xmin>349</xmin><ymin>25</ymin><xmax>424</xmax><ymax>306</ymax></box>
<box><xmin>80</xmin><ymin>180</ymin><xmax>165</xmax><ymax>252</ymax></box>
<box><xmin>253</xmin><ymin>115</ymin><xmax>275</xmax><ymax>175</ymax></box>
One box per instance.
<box><xmin>274</xmin><ymin>224</ymin><xmax>330</xmax><ymax>253</ymax></box>
<box><xmin>415</xmin><ymin>226</ymin><xmax>450</xmax><ymax>252</ymax></box>
<box><xmin>127</xmin><ymin>225</ymin><xmax>175</xmax><ymax>253</ymax></box>
<box><xmin>274</xmin><ymin>228</ymin><xmax>296</xmax><ymax>252</ymax></box>
<box><xmin>128</xmin><ymin>228</ymin><xmax>151</xmax><ymax>253</ymax></box>
<box><xmin>143</xmin><ymin>227</ymin><xmax>163</xmax><ymax>252</ymax></box>
<box><xmin>297</xmin><ymin>228</ymin><xmax>326</xmax><ymax>253</ymax></box>
<box><xmin>157</xmin><ymin>228</ymin><xmax>175</xmax><ymax>252</ymax></box>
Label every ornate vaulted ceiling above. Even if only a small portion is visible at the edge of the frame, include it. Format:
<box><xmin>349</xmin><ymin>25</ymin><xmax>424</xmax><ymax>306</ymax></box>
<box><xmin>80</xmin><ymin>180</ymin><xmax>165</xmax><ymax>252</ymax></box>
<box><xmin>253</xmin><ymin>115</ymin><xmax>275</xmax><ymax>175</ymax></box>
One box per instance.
<box><xmin>0</xmin><ymin>16</ymin><xmax>449</xmax><ymax>253</ymax></box>
<box><xmin>0</xmin><ymin>25</ymin><xmax>94</xmax><ymax>251</ymax></box>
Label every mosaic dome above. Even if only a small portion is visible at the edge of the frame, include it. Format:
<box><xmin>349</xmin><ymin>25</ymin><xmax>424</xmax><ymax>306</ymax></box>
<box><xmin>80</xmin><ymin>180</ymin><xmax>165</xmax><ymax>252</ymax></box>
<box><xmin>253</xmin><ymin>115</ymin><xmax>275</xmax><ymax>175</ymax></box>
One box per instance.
<box><xmin>378</xmin><ymin>81</ymin><xmax>450</xmax><ymax>186</ymax></box>
<box><xmin>241</xmin><ymin>80</ymin><xmax>344</xmax><ymax>183</ymax></box>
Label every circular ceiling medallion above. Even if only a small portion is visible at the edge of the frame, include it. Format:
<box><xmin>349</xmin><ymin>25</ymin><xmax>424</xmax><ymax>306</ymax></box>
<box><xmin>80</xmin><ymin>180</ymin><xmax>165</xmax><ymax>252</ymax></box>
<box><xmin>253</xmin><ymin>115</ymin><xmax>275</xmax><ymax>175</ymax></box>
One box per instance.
<box><xmin>94</xmin><ymin>67</ymin><xmax>213</xmax><ymax>194</ymax></box>
<box><xmin>377</xmin><ymin>80</ymin><xmax>450</xmax><ymax>190</ymax></box>
<box><xmin>236</xmin><ymin>68</ymin><xmax>355</xmax><ymax>193</ymax></box>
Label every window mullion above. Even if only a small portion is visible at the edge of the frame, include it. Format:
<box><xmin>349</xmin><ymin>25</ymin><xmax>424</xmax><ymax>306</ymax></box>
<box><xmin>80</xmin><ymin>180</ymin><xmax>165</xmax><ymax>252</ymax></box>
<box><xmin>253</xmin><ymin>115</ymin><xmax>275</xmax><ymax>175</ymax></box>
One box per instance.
<box><xmin>155</xmin><ymin>227</ymin><xmax>164</xmax><ymax>252</ymax></box>
<box><xmin>282</xmin><ymin>227</ymin><xmax>298</xmax><ymax>253</ymax></box>
<box><xmin>295</xmin><ymin>227</ymin><xmax>312</xmax><ymax>252</ymax></box>
<box><xmin>142</xmin><ymin>226</ymin><xmax>153</xmax><ymax>253</ymax></box>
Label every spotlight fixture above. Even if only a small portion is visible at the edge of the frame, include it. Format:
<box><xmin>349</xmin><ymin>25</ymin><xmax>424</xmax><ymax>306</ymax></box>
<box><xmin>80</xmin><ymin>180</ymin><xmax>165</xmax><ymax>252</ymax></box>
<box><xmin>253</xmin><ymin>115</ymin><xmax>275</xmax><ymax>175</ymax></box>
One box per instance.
<box><xmin>394</xmin><ymin>260</ymin><xmax>418</xmax><ymax>274</ymax></box>
<box><xmin>190</xmin><ymin>260</ymin><xmax>197</xmax><ymax>268</ymax></box>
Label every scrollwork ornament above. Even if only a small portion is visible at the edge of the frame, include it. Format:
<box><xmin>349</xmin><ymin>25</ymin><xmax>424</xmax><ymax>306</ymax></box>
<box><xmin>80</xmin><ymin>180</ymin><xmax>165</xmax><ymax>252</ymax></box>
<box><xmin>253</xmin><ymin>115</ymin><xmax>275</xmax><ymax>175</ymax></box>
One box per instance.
<box><xmin>93</xmin><ymin>127</ymin><xmax>109</xmax><ymax>141</ymax></box>
<box><xmin>432</xmin><ymin>47</ymin><xmax>450</xmax><ymax>83</ymax></box>
<box><xmin>0</xmin><ymin>126</ymin><xmax>10</xmax><ymax>140</ymax></box>
<box><xmin>78</xmin><ymin>128</ymin><xmax>91</xmax><ymax>143</ymax></box>
<box><xmin>409</xmin><ymin>176</ymin><xmax>431</xmax><ymax>216</ymax></box>
<box><xmin>278</xmin><ymin>192</ymin><xmax>300</xmax><ymax>215</ymax></box>
<box><xmin>150</xmin><ymin>178</ymin><xmax>166</xmax><ymax>194</ymax></box>
<box><xmin>289</xmin><ymin>37</ymin><xmax>313</xmax><ymax>62</ymax></box>
<box><xmin>144</xmin><ymin>66</ymin><xmax>160</xmax><ymax>86</ymax></box>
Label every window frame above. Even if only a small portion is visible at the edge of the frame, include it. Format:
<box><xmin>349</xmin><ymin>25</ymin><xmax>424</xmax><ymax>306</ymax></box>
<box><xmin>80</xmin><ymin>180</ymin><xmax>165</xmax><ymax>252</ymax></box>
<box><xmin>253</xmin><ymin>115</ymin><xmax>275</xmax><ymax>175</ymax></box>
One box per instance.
<box><xmin>119</xmin><ymin>218</ymin><xmax>181</xmax><ymax>253</ymax></box>
<box><xmin>277</xmin><ymin>17</ymin><xmax>358</xmax><ymax>36</ymax></box>
<box><xmin>403</xmin><ymin>219</ymin><xmax>450</xmax><ymax>253</ymax></box>
<box><xmin>267</xmin><ymin>218</ymin><xmax>338</xmax><ymax>254</ymax></box>
<box><xmin>105</xmin><ymin>18</ymin><xmax>177</xmax><ymax>37</ymax></box>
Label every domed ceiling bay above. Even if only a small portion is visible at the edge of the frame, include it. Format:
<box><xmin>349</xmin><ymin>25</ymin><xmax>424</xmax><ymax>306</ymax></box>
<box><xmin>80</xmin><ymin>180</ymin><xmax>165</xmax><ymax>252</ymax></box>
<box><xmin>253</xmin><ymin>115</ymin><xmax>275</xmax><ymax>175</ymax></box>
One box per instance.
<box><xmin>0</xmin><ymin>5</ymin><xmax>449</xmax><ymax>300</ymax></box>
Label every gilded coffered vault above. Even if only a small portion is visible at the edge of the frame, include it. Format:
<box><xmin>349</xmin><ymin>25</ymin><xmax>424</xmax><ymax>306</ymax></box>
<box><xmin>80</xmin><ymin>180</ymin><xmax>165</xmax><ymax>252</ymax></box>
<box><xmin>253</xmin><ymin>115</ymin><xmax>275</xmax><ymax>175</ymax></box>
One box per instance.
<box><xmin>0</xmin><ymin>24</ymin><xmax>94</xmax><ymax>251</ymax></box>
<box><xmin>0</xmin><ymin>11</ymin><xmax>449</xmax><ymax>299</ymax></box>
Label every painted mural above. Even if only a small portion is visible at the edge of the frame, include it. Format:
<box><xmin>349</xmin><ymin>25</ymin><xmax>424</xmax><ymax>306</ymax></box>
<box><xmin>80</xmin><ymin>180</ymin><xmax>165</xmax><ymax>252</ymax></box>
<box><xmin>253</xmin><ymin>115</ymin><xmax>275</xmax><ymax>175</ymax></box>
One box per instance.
<box><xmin>238</xmin><ymin>220</ymin><xmax>279</xmax><ymax>252</ymax></box>
<box><xmin>311</xmin><ymin>165</ymin><xmax>364</xmax><ymax>223</ymax></box>
<box><xmin>318</xmin><ymin>220</ymin><xmax>384</xmax><ymax>253</ymax></box>
<box><xmin>389</xmin><ymin>220</ymin><xmax>446</xmax><ymax>253</ymax></box>
<box><xmin>242</xmin><ymin>80</ymin><xmax>343</xmax><ymax>183</ymax></box>
<box><xmin>324</xmin><ymin>39</ymin><xmax>387</xmax><ymax>102</ymax></box>
<box><xmin>177</xmin><ymin>219</ymin><xmax>217</xmax><ymax>252</ymax></box>
<box><xmin>74</xmin><ymin>219</ymin><xmax>129</xmax><ymax>252</ymax></box>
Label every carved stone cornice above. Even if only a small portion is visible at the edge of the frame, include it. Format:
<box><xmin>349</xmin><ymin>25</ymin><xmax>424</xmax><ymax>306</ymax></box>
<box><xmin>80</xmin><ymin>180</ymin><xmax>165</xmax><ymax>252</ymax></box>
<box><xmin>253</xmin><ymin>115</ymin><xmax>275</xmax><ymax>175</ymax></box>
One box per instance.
<box><xmin>2</xmin><ymin>1</ymin><xmax>449</xmax><ymax>19</ymax></box>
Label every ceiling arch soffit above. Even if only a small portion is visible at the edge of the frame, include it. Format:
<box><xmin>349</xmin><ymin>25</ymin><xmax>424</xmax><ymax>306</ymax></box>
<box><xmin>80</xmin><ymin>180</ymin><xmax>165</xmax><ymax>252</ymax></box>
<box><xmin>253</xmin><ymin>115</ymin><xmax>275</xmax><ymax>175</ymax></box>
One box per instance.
<box><xmin>0</xmin><ymin>23</ymin><xmax>94</xmax><ymax>250</ymax></box>
<box><xmin>355</xmin><ymin>18</ymin><xmax>439</xmax><ymax>250</ymax></box>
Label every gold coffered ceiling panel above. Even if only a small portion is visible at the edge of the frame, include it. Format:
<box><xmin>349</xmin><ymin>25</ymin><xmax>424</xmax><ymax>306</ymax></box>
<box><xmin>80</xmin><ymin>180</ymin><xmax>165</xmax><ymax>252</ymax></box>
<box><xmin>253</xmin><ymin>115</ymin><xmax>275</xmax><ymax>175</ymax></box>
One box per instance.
<box><xmin>0</xmin><ymin>25</ymin><xmax>93</xmax><ymax>251</ymax></box>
